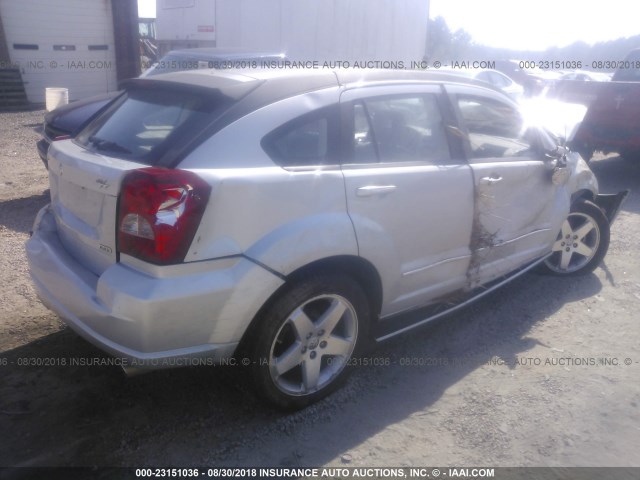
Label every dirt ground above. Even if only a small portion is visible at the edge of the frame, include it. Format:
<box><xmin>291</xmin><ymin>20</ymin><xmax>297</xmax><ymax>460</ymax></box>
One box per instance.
<box><xmin>0</xmin><ymin>109</ymin><xmax>639</xmax><ymax>469</ymax></box>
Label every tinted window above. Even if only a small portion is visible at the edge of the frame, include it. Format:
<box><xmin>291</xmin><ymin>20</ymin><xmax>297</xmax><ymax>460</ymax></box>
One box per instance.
<box><xmin>262</xmin><ymin>106</ymin><xmax>338</xmax><ymax>167</ymax></box>
<box><xmin>353</xmin><ymin>103</ymin><xmax>376</xmax><ymax>162</ymax></box>
<box><xmin>353</xmin><ymin>95</ymin><xmax>450</xmax><ymax>163</ymax></box>
<box><xmin>76</xmin><ymin>87</ymin><xmax>229</xmax><ymax>164</ymax></box>
<box><xmin>457</xmin><ymin>96</ymin><xmax>535</xmax><ymax>159</ymax></box>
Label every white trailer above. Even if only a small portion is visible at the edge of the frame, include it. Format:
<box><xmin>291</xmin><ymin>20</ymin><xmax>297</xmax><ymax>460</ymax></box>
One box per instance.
<box><xmin>156</xmin><ymin>0</ymin><xmax>429</xmax><ymax>64</ymax></box>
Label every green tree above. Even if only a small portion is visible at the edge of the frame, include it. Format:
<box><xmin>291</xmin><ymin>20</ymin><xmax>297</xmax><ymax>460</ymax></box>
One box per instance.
<box><xmin>426</xmin><ymin>16</ymin><xmax>472</xmax><ymax>61</ymax></box>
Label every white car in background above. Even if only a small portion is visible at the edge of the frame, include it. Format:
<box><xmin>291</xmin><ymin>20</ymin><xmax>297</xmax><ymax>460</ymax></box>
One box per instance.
<box><xmin>451</xmin><ymin>68</ymin><xmax>525</xmax><ymax>101</ymax></box>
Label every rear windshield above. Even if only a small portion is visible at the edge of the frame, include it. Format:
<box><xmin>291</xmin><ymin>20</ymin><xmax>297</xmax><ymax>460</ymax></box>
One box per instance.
<box><xmin>76</xmin><ymin>86</ymin><xmax>231</xmax><ymax>165</ymax></box>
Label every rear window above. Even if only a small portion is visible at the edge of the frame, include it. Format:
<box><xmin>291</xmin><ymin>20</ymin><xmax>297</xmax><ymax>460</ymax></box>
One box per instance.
<box><xmin>261</xmin><ymin>105</ymin><xmax>340</xmax><ymax>167</ymax></box>
<box><xmin>76</xmin><ymin>86</ymin><xmax>231</xmax><ymax>165</ymax></box>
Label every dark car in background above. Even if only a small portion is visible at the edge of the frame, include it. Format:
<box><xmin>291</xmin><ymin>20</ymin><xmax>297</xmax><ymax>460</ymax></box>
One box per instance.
<box><xmin>570</xmin><ymin>49</ymin><xmax>640</xmax><ymax>161</ymax></box>
<box><xmin>37</xmin><ymin>48</ymin><xmax>286</xmax><ymax>167</ymax></box>
<box><xmin>493</xmin><ymin>60</ymin><xmax>560</xmax><ymax>97</ymax></box>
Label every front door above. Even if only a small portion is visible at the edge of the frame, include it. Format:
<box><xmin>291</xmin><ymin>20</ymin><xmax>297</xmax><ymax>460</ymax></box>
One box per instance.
<box><xmin>447</xmin><ymin>86</ymin><xmax>569</xmax><ymax>286</ymax></box>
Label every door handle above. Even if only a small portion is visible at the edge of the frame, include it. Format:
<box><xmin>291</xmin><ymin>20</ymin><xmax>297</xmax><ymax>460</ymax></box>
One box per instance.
<box><xmin>356</xmin><ymin>185</ymin><xmax>397</xmax><ymax>197</ymax></box>
<box><xmin>480</xmin><ymin>175</ymin><xmax>502</xmax><ymax>184</ymax></box>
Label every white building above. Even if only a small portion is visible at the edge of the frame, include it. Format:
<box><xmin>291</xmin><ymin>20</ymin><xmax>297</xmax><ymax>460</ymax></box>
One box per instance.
<box><xmin>0</xmin><ymin>0</ymin><xmax>138</xmax><ymax>104</ymax></box>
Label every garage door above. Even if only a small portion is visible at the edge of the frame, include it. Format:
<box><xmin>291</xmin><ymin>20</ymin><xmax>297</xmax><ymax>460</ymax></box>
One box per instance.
<box><xmin>0</xmin><ymin>0</ymin><xmax>118</xmax><ymax>103</ymax></box>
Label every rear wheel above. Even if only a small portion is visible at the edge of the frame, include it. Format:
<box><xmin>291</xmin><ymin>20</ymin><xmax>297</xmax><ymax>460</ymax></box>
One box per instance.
<box><xmin>245</xmin><ymin>273</ymin><xmax>369</xmax><ymax>410</ymax></box>
<box><xmin>540</xmin><ymin>200</ymin><xmax>610</xmax><ymax>276</ymax></box>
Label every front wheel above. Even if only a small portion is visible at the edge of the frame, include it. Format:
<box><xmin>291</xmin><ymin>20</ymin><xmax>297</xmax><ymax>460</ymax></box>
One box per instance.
<box><xmin>245</xmin><ymin>273</ymin><xmax>369</xmax><ymax>410</ymax></box>
<box><xmin>541</xmin><ymin>200</ymin><xmax>610</xmax><ymax>276</ymax></box>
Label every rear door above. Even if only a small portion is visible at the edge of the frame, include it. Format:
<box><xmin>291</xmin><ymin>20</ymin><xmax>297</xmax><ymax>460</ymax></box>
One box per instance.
<box><xmin>446</xmin><ymin>85</ymin><xmax>569</xmax><ymax>286</ymax></box>
<box><xmin>340</xmin><ymin>85</ymin><xmax>475</xmax><ymax>317</ymax></box>
<box><xmin>47</xmin><ymin>142</ymin><xmax>138</xmax><ymax>275</ymax></box>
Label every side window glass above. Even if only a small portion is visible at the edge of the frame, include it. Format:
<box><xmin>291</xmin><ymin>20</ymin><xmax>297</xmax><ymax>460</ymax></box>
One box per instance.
<box><xmin>262</xmin><ymin>107</ymin><xmax>336</xmax><ymax>167</ymax></box>
<box><xmin>353</xmin><ymin>102</ymin><xmax>377</xmax><ymax>162</ymax></box>
<box><xmin>354</xmin><ymin>95</ymin><xmax>450</xmax><ymax>163</ymax></box>
<box><xmin>457</xmin><ymin>96</ymin><xmax>535</xmax><ymax>159</ymax></box>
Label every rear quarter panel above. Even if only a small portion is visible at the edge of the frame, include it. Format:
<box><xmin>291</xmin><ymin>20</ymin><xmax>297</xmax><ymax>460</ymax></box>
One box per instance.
<box><xmin>180</xmin><ymin>87</ymin><xmax>359</xmax><ymax>274</ymax></box>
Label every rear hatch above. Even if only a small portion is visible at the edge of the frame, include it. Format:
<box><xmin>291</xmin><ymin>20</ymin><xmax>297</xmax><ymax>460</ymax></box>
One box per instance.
<box><xmin>48</xmin><ymin>142</ymin><xmax>138</xmax><ymax>275</ymax></box>
<box><xmin>47</xmin><ymin>73</ymin><xmax>259</xmax><ymax>275</ymax></box>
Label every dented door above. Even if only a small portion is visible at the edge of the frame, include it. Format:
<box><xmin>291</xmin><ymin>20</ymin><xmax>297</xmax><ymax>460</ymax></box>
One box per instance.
<box><xmin>448</xmin><ymin>88</ymin><xmax>570</xmax><ymax>286</ymax></box>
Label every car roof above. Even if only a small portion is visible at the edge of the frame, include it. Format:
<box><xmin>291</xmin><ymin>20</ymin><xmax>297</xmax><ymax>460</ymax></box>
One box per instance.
<box><xmin>135</xmin><ymin>67</ymin><xmax>496</xmax><ymax>99</ymax></box>
<box><xmin>127</xmin><ymin>68</ymin><xmax>513</xmax><ymax>119</ymax></box>
<box><xmin>125</xmin><ymin>68</ymin><xmax>508</xmax><ymax>168</ymax></box>
<box><xmin>334</xmin><ymin>68</ymin><xmax>489</xmax><ymax>88</ymax></box>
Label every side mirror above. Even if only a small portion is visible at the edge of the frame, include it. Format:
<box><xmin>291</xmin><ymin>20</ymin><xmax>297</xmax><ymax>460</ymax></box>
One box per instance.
<box><xmin>545</xmin><ymin>145</ymin><xmax>569</xmax><ymax>165</ymax></box>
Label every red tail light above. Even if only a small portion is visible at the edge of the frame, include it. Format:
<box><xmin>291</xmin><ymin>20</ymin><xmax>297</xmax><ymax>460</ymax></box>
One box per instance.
<box><xmin>117</xmin><ymin>167</ymin><xmax>211</xmax><ymax>265</ymax></box>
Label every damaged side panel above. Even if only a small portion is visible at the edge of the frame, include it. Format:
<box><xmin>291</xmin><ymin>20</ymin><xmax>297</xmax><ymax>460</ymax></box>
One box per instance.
<box><xmin>466</xmin><ymin>159</ymin><xmax>569</xmax><ymax>288</ymax></box>
<box><xmin>442</xmin><ymin>85</ymin><xmax>570</xmax><ymax>289</ymax></box>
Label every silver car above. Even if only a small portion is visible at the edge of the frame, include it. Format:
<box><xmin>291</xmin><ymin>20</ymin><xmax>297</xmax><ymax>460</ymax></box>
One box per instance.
<box><xmin>450</xmin><ymin>68</ymin><xmax>525</xmax><ymax>101</ymax></box>
<box><xmin>26</xmin><ymin>69</ymin><xmax>626</xmax><ymax>409</ymax></box>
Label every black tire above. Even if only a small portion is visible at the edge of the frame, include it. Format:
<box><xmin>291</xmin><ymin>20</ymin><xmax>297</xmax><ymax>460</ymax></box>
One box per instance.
<box><xmin>540</xmin><ymin>199</ymin><xmax>610</xmax><ymax>276</ymax></box>
<box><xmin>244</xmin><ymin>273</ymin><xmax>370</xmax><ymax>410</ymax></box>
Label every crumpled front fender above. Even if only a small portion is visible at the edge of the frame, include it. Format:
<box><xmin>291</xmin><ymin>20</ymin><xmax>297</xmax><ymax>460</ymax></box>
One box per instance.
<box><xmin>594</xmin><ymin>190</ymin><xmax>630</xmax><ymax>225</ymax></box>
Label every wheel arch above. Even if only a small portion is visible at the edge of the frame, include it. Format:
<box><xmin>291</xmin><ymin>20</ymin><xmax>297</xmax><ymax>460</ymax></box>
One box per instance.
<box><xmin>235</xmin><ymin>255</ymin><xmax>383</xmax><ymax>356</ymax></box>
<box><xmin>571</xmin><ymin>188</ymin><xmax>596</xmax><ymax>204</ymax></box>
<box><xmin>285</xmin><ymin>255</ymin><xmax>384</xmax><ymax>318</ymax></box>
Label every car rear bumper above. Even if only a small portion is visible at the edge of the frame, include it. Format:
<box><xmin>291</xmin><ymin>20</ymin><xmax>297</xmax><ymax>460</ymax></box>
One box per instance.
<box><xmin>26</xmin><ymin>205</ymin><xmax>284</xmax><ymax>368</ymax></box>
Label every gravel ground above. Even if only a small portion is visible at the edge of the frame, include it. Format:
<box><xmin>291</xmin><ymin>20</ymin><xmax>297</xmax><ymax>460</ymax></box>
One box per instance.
<box><xmin>0</xmin><ymin>109</ymin><xmax>639</xmax><ymax>469</ymax></box>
